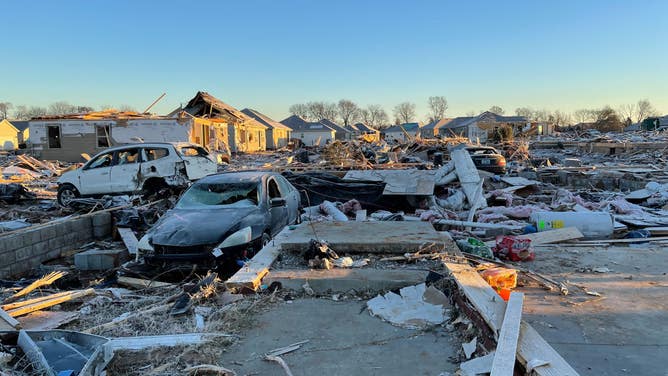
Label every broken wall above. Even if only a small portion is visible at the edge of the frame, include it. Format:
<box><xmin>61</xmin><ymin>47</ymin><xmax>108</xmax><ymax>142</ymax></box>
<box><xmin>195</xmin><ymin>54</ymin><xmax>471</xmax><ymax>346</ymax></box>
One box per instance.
<box><xmin>0</xmin><ymin>212</ymin><xmax>111</xmax><ymax>278</ymax></box>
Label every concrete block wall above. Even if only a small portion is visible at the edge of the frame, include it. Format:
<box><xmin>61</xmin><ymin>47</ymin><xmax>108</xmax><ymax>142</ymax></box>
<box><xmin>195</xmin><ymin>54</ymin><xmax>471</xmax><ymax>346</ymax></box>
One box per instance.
<box><xmin>0</xmin><ymin>212</ymin><xmax>112</xmax><ymax>278</ymax></box>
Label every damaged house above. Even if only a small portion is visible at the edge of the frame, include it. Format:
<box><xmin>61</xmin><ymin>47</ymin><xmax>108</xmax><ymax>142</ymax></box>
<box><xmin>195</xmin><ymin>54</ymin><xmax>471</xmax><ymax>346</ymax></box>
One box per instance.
<box><xmin>428</xmin><ymin>112</ymin><xmax>530</xmax><ymax>142</ymax></box>
<box><xmin>382</xmin><ymin>122</ymin><xmax>422</xmax><ymax>142</ymax></box>
<box><xmin>241</xmin><ymin>108</ymin><xmax>292</xmax><ymax>149</ymax></box>
<box><xmin>27</xmin><ymin>110</ymin><xmax>232</xmax><ymax>162</ymax></box>
<box><xmin>281</xmin><ymin>115</ymin><xmax>336</xmax><ymax>146</ymax></box>
<box><xmin>175</xmin><ymin>91</ymin><xmax>267</xmax><ymax>153</ymax></box>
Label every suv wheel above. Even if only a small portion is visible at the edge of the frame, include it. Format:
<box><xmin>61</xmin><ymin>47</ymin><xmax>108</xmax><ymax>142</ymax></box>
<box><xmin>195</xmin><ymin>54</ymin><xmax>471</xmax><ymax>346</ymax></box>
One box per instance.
<box><xmin>57</xmin><ymin>184</ymin><xmax>79</xmax><ymax>207</ymax></box>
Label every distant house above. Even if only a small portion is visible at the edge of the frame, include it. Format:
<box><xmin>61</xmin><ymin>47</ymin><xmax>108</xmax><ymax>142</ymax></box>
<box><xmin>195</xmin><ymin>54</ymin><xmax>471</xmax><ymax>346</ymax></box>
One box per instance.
<box><xmin>0</xmin><ymin>119</ymin><xmax>29</xmax><ymax>150</ymax></box>
<box><xmin>439</xmin><ymin>112</ymin><xmax>529</xmax><ymax>142</ymax></box>
<box><xmin>382</xmin><ymin>122</ymin><xmax>421</xmax><ymax>142</ymax></box>
<box><xmin>176</xmin><ymin>91</ymin><xmax>267</xmax><ymax>152</ymax></box>
<box><xmin>241</xmin><ymin>108</ymin><xmax>291</xmax><ymax>149</ymax></box>
<box><xmin>280</xmin><ymin>115</ymin><xmax>335</xmax><ymax>146</ymax></box>
<box><xmin>319</xmin><ymin>119</ymin><xmax>352</xmax><ymax>141</ymax></box>
<box><xmin>353</xmin><ymin>122</ymin><xmax>380</xmax><ymax>141</ymax></box>
<box><xmin>27</xmin><ymin>110</ymin><xmax>224</xmax><ymax>162</ymax></box>
<box><xmin>637</xmin><ymin>115</ymin><xmax>668</xmax><ymax>131</ymax></box>
<box><xmin>420</xmin><ymin>119</ymin><xmax>453</xmax><ymax>138</ymax></box>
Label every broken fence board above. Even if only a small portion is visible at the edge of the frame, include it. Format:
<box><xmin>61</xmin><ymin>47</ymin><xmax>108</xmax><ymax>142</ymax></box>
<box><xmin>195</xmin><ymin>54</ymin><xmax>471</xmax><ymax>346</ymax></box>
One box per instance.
<box><xmin>0</xmin><ymin>307</ymin><xmax>20</xmax><ymax>330</ymax></box>
<box><xmin>117</xmin><ymin>227</ymin><xmax>139</xmax><ymax>255</ymax></box>
<box><xmin>117</xmin><ymin>276</ymin><xmax>174</xmax><ymax>289</ymax></box>
<box><xmin>490</xmin><ymin>292</ymin><xmax>524</xmax><ymax>376</ymax></box>
<box><xmin>444</xmin><ymin>262</ymin><xmax>579</xmax><ymax>376</ymax></box>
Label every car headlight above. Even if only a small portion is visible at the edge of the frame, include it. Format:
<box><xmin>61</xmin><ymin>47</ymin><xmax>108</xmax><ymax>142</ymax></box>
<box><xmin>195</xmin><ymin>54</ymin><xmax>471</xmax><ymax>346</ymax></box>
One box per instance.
<box><xmin>217</xmin><ymin>226</ymin><xmax>252</xmax><ymax>250</ymax></box>
<box><xmin>137</xmin><ymin>234</ymin><xmax>154</xmax><ymax>252</ymax></box>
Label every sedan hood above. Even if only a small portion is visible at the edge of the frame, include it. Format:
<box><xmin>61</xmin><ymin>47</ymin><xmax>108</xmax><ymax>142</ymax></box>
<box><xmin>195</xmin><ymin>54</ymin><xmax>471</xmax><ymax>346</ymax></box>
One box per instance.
<box><xmin>149</xmin><ymin>206</ymin><xmax>260</xmax><ymax>247</ymax></box>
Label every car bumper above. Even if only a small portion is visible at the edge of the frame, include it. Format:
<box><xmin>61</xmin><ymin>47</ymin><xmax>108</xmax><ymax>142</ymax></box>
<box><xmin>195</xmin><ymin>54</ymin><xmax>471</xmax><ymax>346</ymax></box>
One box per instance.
<box><xmin>144</xmin><ymin>237</ymin><xmax>261</xmax><ymax>265</ymax></box>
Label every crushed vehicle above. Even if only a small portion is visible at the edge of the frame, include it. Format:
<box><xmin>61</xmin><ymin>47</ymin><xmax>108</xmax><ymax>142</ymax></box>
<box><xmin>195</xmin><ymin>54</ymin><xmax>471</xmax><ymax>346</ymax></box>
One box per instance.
<box><xmin>465</xmin><ymin>145</ymin><xmax>507</xmax><ymax>174</ymax></box>
<box><xmin>56</xmin><ymin>142</ymin><xmax>217</xmax><ymax>206</ymax></box>
<box><xmin>137</xmin><ymin>171</ymin><xmax>301</xmax><ymax>271</ymax></box>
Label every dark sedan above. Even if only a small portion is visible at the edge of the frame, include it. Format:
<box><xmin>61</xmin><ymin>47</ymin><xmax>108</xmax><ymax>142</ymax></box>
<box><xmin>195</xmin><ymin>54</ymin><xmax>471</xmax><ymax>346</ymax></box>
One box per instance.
<box><xmin>138</xmin><ymin>171</ymin><xmax>301</xmax><ymax>270</ymax></box>
<box><xmin>466</xmin><ymin>146</ymin><xmax>507</xmax><ymax>174</ymax></box>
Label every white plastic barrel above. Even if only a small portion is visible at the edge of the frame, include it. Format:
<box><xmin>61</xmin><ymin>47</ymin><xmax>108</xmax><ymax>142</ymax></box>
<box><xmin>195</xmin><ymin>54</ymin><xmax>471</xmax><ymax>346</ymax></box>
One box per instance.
<box><xmin>530</xmin><ymin>211</ymin><xmax>614</xmax><ymax>239</ymax></box>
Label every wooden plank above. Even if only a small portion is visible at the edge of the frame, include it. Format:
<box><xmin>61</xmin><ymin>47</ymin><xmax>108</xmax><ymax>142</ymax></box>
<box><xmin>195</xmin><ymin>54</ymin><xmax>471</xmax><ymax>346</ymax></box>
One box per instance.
<box><xmin>646</xmin><ymin>227</ymin><xmax>668</xmax><ymax>236</ymax></box>
<box><xmin>4</xmin><ymin>289</ymin><xmax>95</xmax><ymax>317</ymax></box>
<box><xmin>444</xmin><ymin>262</ymin><xmax>579</xmax><ymax>376</ymax></box>
<box><xmin>451</xmin><ymin>148</ymin><xmax>487</xmax><ymax>209</ymax></box>
<box><xmin>117</xmin><ymin>227</ymin><xmax>139</xmax><ymax>255</ymax></box>
<box><xmin>7</xmin><ymin>271</ymin><xmax>67</xmax><ymax>302</ymax></box>
<box><xmin>117</xmin><ymin>276</ymin><xmax>173</xmax><ymax>289</ymax></box>
<box><xmin>435</xmin><ymin>219</ymin><xmax>524</xmax><ymax>231</ymax></box>
<box><xmin>225</xmin><ymin>227</ymin><xmax>292</xmax><ymax>292</ymax></box>
<box><xmin>0</xmin><ymin>307</ymin><xmax>21</xmax><ymax>330</ymax></box>
<box><xmin>490</xmin><ymin>292</ymin><xmax>524</xmax><ymax>376</ymax></box>
<box><xmin>106</xmin><ymin>333</ymin><xmax>233</xmax><ymax>351</ymax></box>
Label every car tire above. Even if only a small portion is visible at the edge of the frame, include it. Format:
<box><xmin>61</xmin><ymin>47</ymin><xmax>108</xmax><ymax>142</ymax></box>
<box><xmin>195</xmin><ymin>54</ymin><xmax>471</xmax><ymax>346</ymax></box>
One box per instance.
<box><xmin>57</xmin><ymin>184</ymin><xmax>80</xmax><ymax>207</ymax></box>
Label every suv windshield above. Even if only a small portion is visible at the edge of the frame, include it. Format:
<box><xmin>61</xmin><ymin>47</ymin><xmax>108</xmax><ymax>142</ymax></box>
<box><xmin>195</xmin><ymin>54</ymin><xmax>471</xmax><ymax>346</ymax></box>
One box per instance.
<box><xmin>176</xmin><ymin>182</ymin><xmax>259</xmax><ymax>208</ymax></box>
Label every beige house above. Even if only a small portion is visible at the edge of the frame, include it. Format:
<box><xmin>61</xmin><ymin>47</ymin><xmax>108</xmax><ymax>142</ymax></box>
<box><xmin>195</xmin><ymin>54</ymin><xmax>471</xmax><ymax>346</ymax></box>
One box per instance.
<box><xmin>241</xmin><ymin>108</ymin><xmax>291</xmax><ymax>149</ymax></box>
<box><xmin>0</xmin><ymin>119</ymin><xmax>29</xmax><ymax>150</ymax></box>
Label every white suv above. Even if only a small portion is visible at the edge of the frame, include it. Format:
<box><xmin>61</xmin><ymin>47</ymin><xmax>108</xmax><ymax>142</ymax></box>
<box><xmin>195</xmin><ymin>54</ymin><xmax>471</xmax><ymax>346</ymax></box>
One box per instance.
<box><xmin>57</xmin><ymin>142</ymin><xmax>217</xmax><ymax>206</ymax></box>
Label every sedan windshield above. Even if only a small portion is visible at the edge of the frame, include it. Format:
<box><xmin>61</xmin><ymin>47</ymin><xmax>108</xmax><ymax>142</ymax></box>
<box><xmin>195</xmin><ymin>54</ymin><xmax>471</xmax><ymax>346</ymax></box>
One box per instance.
<box><xmin>176</xmin><ymin>182</ymin><xmax>259</xmax><ymax>208</ymax></box>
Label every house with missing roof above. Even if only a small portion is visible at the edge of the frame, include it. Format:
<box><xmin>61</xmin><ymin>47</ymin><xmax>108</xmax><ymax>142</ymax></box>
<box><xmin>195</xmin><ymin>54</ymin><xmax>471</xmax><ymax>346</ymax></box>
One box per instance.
<box><xmin>382</xmin><ymin>122</ymin><xmax>422</xmax><ymax>142</ymax></box>
<box><xmin>281</xmin><ymin>115</ymin><xmax>336</xmax><ymax>146</ymax></box>
<box><xmin>0</xmin><ymin>119</ymin><xmax>29</xmax><ymax>150</ymax></box>
<box><xmin>175</xmin><ymin>91</ymin><xmax>267</xmax><ymax>153</ymax></box>
<box><xmin>241</xmin><ymin>108</ymin><xmax>291</xmax><ymax>149</ymax></box>
<box><xmin>353</xmin><ymin>122</ymin><xmax>380</xmax><ymax>141</ymax></box>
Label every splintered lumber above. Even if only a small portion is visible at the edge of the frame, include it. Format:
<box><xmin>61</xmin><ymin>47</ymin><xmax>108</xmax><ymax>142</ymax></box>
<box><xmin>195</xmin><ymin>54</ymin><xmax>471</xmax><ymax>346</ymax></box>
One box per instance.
<box><xmin>451</xmin><ymin>148</ymin><xmax>487</xmax><ymax>209</ymax></box>
<box><xmin>645</xmin><ymin>227</ymin><xmax>668</xmax><ymax>236</ymax></box>
<box><xmin>264</xmin><ymin>355</ymin><xmax>295</xmax><ymax>376</ymax></box>
<box><xmin>3</xmin><ymin>289</ymin><xmax>95</xmax><ymax>318</ymax></box>
<box><xmin>170</xmin><ymin>272</ymin><xmax>219</xmax><ymax>315</ymax></box>
<box><xmin>0</xmin><ymin>307</ymin><xmax>20</xmax><ymax>330</ymax></box>
<box><xmin>117</xmin><ymin>227</ymin><xmax>139</xmax><ymax>255</ymax></box>
<box><xmin>445</xmin><ymin>262</ymin><xmax>579</xmax><ymax>375</ymax></box>
<box><xmin>490</xmin><ymin>292</ymin><xmax>524</xmax><ymax>376</ymax></box>
<box><xmin>6</xmin><ymin>271</ymin><xmax>68</xmax><ymax>303</ymax></box>
<box><xmin>117</xmin><ymin>276</ymin><xmax>174</xmax><ymax>290</ymax></box>
<box><xmin>459</xmin><ymin>352</ymin><xmax>495</xmax><ymax>376</ymax></box>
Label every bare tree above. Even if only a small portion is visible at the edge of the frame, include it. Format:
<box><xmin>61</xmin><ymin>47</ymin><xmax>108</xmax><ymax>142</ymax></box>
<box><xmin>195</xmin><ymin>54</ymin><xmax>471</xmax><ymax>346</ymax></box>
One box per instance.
<box><xmin>360</xmin><ymin>105</ymin><xmax>387</xmax><ymax>129</ymax></box>
<box><xmin>465</xmin><ymin>111</ymin><xmax>477</xmax><ymax>117</ymax></box>
<box><xmin>515</xmin><ymin>107</ymin><xmax>534</xmax><ymax>120</ymax></box>
<box><xmin>14</xmin><ymin>106</ymin><xmax>47</xmax><ymax>119</ymax></box>
<box><xmin>617</xmin><ymin>104</ymin><xmax>636</xmax><ymax>124</ymax></box>
<box><xmin>593</xmin><ymin>106</ymin><xmax>623</xmax><ymax>132</ymax></box>
<box><xmin>76</xmin><ymin>106</ymin><xmax>95</xmax><ymax>113</ymax></box>
<box><xmin>636</xmin><ymin>99</ymin><xmax>658</xmax><ymax>123</ymax></box>
<box><xmin>573</xmin><ymin>109</ymin><xmax>597</xmax><ymax>124</ymax></box>
<box><xmin>551</xmin><ymin>110</ymin><xmax>572</xmax><ymax>127</ymax></box>
<box><xmin>427</xmin><ymin>96</ymin><xmax>448</xmax><ymax>121</ymax></box>
<box><xmin>305</xmin><ymin>101</ymin><xmax>338</xmax><ymax>122</ymax></box>
<box><xmin>118</xmin><ymin>104</ymin><xmax>137</xmax><ymax>112</ymax></box>
<box><xmin>488</xmin><ymin>106</ymin><xmax>504</xmax><ymax>115</ymax></box>
<box><xmin>48</xmin><ymin>101</ymin><xmax>76</xmax><ymax>115</ymax></box>
<box><xmin>533</xmin><ymin>109</ymin><xmax>551</xmax><ymax>122</ymax></box>
<box><xmin>288</xmin><ymin>104</ymin><xmax>310</xmax><ymax>120</ymax></box>
<box><xmin>337</xmin><ymin>99</ymin><xmax>360</xmax><ymax>127</ymax></box>
<box><xmin>0</xmin><ymin>102</ymin><xmax>12</xmax><ymax>119</ymax></box>
<box><xmin>393</xmin><ymin>102</ymin><xmax>416</xmax><ymax>124</ymax></box>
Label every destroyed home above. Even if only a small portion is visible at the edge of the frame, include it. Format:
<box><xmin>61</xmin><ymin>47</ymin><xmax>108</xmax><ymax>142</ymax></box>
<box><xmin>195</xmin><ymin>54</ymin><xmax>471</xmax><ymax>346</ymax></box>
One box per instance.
<box><xmin>382</xmin><ymin>122</ymin><xmax>421</xmax><ymax>142</ymax></box>
<box><xmin>26</xmin><ymin>110</ymin><xmax>231</xmax><ymax>162</ymax></box>
<box><xmin>0</xmin><ymin>119</ymin><xmax>29</xmax><ymax>150</ymax></box>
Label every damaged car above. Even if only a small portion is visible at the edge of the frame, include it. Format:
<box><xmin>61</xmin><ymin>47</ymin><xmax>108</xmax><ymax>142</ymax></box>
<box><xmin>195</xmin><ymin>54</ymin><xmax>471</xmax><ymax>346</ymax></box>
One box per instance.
<box><xmin>56</xmin><ymin>142</ymin><xmax>217</xmax><ymax>206</ymax></box>
<box><xmin>465</xmin><ymin>145</ymin><xmax>507</xmax><ymax>174</ymax></box>
<box><xmin>137</xmin><ymin>171</ymin><xmax>301</xmax><ymax>271</ymax></box>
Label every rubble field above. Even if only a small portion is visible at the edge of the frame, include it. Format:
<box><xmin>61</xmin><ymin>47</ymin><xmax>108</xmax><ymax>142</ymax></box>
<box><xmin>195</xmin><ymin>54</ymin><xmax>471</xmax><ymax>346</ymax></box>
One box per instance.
<box><xmin>2</xmin><ymin>131</ymin><xmax>668</xmax><ymax>375</ymax></box>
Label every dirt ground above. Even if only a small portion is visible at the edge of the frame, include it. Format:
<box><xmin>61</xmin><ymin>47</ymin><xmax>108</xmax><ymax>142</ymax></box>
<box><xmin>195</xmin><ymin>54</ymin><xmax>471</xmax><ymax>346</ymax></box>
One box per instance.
<box><xmin>519</xmin><ymin>244</ymin><xmax>668</xmax><ymax>376</ymax></box>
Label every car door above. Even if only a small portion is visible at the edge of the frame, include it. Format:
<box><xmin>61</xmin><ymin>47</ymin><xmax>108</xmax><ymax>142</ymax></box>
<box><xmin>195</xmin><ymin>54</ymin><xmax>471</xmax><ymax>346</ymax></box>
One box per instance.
<box><xmin>266</xmin><ymin>176</ymin><xmax>288</xmax><ymax>235</ymax></box>
<box><xmin>178</xmin><ymin>145</ymin><xmax>217</xmax><ymax>180</ymax></box>
<box><xmin>275</xmin><ymin>175</ymin><xmax>301</xmax><ymax>224</ymax></box>
<box><xmin>139</xmin><ymin>146</ymin><xmax>174</xmax><ymax>183</ymax></box>
<box><xmin>78</xmin><ymin>151</ymin><xmax>114</xmax><ymax>195</ymax></box>
<box><xmin>110</xmin><ymin>147</ymin><xmax>141</xmax><ymax>193</ymax></box>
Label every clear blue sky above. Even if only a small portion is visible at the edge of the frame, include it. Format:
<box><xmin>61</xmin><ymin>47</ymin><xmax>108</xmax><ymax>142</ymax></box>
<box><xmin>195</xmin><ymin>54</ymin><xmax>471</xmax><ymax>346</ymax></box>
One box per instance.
<box><xmin>2</xmin><ymin>0</ymin><xmax>666</xmax><ymax>121</ymax></box>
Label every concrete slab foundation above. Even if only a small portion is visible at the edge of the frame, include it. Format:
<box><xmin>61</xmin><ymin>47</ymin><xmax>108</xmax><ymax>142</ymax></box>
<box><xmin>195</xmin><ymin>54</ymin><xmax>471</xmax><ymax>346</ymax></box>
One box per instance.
<box><xmin>280</xmin><ymin>221</ymin><xmax>454</xmax><ymax>254</ymax></box>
